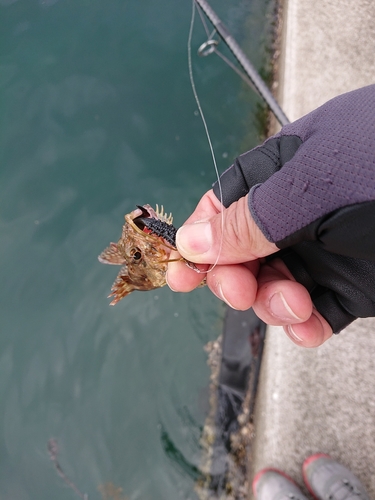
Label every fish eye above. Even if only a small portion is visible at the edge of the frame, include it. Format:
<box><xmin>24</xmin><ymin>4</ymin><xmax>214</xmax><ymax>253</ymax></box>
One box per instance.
<box><xmin>131</xmin><ymin>247</ymin><xmax>142</xmax><ymax>261</ymax></box>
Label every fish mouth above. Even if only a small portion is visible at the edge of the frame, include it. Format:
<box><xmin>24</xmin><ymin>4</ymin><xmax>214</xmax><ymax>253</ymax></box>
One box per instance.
<box><xmin>133</xmin><ymin>205</ymin><xmax>152</xmax><ymax>231</ymax></box>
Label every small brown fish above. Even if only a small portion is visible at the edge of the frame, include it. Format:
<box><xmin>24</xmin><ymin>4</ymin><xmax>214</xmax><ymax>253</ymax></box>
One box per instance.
<box><xmin>98</xmin><ymin>204</ymin><xmax>178</xmax><ymax>305</ymax></box>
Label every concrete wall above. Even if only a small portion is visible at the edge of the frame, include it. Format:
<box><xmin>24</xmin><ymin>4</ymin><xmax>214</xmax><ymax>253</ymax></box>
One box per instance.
<box><xmin>251</xmin><ymin>0</ymin><xmax>375</xmax><ymax>497</ymax></box>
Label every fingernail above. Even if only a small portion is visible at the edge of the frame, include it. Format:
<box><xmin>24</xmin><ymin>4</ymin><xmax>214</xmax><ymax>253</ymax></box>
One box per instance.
<box><xmin>269</xmin><ymin>292</ymin><xmax>302</xmax><ymax>321</ymax></box>
<box><xmin>286</xmin><ymin>324</ymin><xmax>304</xmax><ymax>343</ymax></box>
<box><xmin>165</xmin><ymin>271</ymin><xmax>177</xmax><ymax>292</ymax></box>
<box><xmin>176</xmin><ymin>222</ymin><xmax>212</xmax><ymax>257</ymax></box>
<box><xmin>216</xmin><ymin>283</ymin><xmax>239</xmax><ymax>310</ymax></box>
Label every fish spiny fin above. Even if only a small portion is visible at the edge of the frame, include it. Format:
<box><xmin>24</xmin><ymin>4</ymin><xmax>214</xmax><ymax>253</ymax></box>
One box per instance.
<box><xmin>156</xmin><ymin>204</ymin><xmax>173</xmax><ymax>224</ymax></box>
<box><xmin>98</xmin><ymin>243</ymin><xmax>126</xmax><ymax>265</ymax></box>
<box><xmin>108</xmin><ymin>267</ymin><xmax>135</xmax><ymax>305</ymax></box>
<box><xmin>107</xmin><ymin>266</ymin><xmax>157</xmax><ymax>304</ymax></box>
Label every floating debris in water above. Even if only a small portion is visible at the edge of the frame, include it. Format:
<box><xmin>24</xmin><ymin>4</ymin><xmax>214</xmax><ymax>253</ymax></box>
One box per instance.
<box><xmin>48</xmin><ymin>438</ymin><xmax>128</xmax><ymax>500</ymax></box>
<box><xmin>98</xmin><ymin>483</ymin><xmax>129</xmax><ymax>500</ymax></box>
<box><xmin>47</xmin><ymin>438</ymin><xmax>89</xmax><ymax>500</ymax></box>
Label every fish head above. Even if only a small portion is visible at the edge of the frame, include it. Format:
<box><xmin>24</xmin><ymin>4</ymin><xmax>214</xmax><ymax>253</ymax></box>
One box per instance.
<box><xmin>98</xmin><ymin>204</ymin><xmax>174</xmax><ymax>304</ymax></box>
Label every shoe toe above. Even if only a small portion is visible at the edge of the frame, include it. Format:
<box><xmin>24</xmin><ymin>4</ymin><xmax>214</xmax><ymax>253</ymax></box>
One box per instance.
<box><xmin>303</xmin><ymin>454</ymin><xmax>370</xmax><ymax>500</ymax></box>
<box><xmin>253</xmin><ymin>468</ymin><xmax>309</xmax><ymax>500</ymax></box>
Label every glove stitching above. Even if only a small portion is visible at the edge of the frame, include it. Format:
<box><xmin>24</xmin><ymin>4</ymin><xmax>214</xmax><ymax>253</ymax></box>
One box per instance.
<box><xmin>258</xmin><ymin>144</ymin><xmax>280</xmax><ymax>168</ymax></box>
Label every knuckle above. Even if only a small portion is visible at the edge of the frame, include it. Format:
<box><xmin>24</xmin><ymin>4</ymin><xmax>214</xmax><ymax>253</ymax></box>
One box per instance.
<box><xmin>222</xmin><ymin>200</ymin><xmax>253</xmax><ymax>257</ymax></box>
<box><xmin>226</xmin><ymin>211</ymin><xmax>243</xmax><ymax>253</ymax></box>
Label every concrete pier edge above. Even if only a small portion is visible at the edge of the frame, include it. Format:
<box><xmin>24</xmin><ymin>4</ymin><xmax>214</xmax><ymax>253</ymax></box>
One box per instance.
<box><xmin>250</xmin><ymin>0</ymin><xmax>375</xmax><ymax>497</ymax></box>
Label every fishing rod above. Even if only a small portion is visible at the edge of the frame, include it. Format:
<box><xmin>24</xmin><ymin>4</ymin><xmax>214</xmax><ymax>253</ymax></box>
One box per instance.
<box><xmin>194</xmin><ymin>0</ymin><xmax>290</xmax><ymax>126</ymax></box>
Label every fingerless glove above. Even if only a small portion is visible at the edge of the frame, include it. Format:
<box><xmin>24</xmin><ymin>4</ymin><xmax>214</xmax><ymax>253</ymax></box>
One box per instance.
<box><xmin>213</xmin><ymin>85</ymin><xmax>375</xmax><ymax>333</ymax></box>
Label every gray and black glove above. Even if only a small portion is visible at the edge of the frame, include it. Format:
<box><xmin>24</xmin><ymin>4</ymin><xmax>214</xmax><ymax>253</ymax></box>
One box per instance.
<box><xmin>213</xmin><ymin>84</ymin><xmax>375</xmax><ymax>333</ymax></box>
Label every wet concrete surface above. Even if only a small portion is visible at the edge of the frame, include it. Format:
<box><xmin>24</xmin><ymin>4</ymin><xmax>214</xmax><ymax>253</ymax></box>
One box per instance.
<box><xmin>251</xmin><ymin>0</ymin><xmax>375</xmax><ymax>497</ymax></box>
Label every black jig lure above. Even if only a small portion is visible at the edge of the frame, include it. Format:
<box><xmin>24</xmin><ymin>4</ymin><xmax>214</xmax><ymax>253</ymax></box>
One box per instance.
<box><xmin>134</xmin><ymin>206</ymin><xmax>178</xmax><ymax>248</ymax></box>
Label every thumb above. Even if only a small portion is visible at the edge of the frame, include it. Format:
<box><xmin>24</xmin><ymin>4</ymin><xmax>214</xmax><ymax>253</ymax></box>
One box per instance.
<box><xmin>176</xmin><ymin>195</ymin><xmax>278</xmax><ymax>264</ymax></box>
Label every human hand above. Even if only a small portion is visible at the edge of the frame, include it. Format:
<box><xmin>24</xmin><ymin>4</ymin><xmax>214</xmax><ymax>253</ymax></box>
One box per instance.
<box><xmin>166</xmin><ymin>189</ymin><xmax>333</xmax><ymax>348</ymax></box>
<box><xmin>168</xmin><ymin>86</ymin><xmax>375</xmax><ymax>341</ymax></box>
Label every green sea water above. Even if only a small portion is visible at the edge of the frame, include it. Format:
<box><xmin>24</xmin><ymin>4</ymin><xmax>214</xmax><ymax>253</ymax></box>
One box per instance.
<box><xmin>0</xmin><ymin>1</ymin><xmax>274</xmax><ymax>498</ymax></box>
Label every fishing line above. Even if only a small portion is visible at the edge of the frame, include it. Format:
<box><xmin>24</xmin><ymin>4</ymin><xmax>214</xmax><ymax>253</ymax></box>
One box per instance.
<box><xmin>188</xmin><ymin>0</ymin><xmax>224</xmax><ymax>273</ymax></box>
